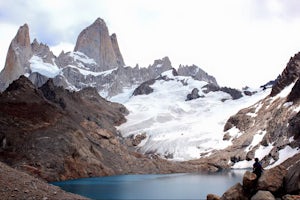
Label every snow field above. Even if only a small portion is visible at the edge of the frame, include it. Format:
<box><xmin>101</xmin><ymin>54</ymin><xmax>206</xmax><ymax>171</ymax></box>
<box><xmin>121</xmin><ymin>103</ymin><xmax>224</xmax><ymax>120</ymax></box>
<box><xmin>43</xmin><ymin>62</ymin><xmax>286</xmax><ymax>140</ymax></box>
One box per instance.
<box><xmin>116</xmin><ymin>71</ymin><xmax>270</xmax><ymax>161</ymax></box>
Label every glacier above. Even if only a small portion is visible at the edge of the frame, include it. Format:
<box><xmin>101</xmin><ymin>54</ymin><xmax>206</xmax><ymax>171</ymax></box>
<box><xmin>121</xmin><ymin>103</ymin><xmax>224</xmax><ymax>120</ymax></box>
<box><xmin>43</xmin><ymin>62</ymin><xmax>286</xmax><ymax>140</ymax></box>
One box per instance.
<box><xmin>114</xmin><ymin>70</ymin><xmax>271</xmax><ymax>161</ymax></box>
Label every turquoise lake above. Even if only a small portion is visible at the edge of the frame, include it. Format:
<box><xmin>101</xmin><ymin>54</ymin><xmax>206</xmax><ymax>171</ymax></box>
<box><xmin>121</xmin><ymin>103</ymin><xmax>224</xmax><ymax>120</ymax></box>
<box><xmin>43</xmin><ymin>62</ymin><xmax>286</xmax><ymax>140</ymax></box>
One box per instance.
<box><xmin>52</xmin><ymin>170</ymin><xmax>246</xmax><ymax>199</ymax></box>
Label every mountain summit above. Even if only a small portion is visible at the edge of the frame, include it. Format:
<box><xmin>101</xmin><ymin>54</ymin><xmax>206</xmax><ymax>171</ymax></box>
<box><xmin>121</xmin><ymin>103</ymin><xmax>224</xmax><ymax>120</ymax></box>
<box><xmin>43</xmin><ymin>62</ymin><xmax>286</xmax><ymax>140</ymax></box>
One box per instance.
<box><xmin>74</xmin><ymin>18</ymin><xmax>125</xmax><ymax>70</ymax></box>
<box><xmin>0</xmin><ymin>24</ymin><xmax>32</xmax><ymax>89</ymax></box>
<box><xmin>0</xmin><ymin>18</ymin><xmax>218</xmax><ymax>98</ymax></box>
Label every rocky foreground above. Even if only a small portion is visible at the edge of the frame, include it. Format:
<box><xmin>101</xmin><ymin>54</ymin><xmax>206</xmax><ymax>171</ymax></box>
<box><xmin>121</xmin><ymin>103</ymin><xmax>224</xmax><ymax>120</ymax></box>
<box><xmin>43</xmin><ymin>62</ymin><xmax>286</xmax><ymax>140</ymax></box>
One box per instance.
<box><xmin>207</xmin><ymin>154</ymin><xmax>300</xmax><ymax>200</ymax></box>
<box><xmin>0</xmin><ymin>162</ymin><xmax>87</xmax><ymax>200</ymax></box>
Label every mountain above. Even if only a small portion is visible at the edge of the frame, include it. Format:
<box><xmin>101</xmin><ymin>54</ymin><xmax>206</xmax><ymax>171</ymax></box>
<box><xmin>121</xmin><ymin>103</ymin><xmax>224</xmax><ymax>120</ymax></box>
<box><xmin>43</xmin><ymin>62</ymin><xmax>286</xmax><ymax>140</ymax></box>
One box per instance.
<box><xmin>0</xmin><ymin>24</ymin><xmax>32</xmax><ymax>90</ymax></box>
<box><xmin>202</xmin><ymin>52</ymin><xmax>300</xmax><ymax>170</ymax></box>
<box><xmin>0</xmin><ymin>75</ymin><xmax>219</xmax><ymax>182</ymax></box>
<box><xmin>0</xmin><ymin>18</ymin><xmax>218</xmax><ymax>99</ymax></box>
<box><xmin>74</xmin><ymin>18</ymin><xmax>125</xmax><ymax>70</ymax></box>
<box><xmin>116</xmin><ymin>69</ymin><xmax>269</xmax><ymax>161</ymax></box>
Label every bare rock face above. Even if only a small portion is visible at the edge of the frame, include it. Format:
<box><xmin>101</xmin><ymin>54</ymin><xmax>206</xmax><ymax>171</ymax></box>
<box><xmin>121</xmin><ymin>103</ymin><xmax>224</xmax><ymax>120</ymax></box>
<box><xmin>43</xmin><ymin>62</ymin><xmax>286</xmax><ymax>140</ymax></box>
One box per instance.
<box><xmin>110</xmin><ymin>33</ymin><xmax>125</xmax><ymax>66</ymax></box>
<box><xmin>271</xmin><ymin>52</ymin><xmax>300</xmax><ymax>96</ymax></box>
<box><xmin>251</xmin><ymin>190</ymin><xmax>275</xmax><ymax>200</ymax></box>
<box><xmin>0</xmin><ymin>24</ymin><xmax>32</xmax><ymax>91</ymax></box>
<box><xmin>243</xmin><ymin>171</ymin><xmax>257</xmax><ymax>192</ymax></box>
<box><xmin>178</xmin><ymin>64</ymin><xmax>218</xmax><ymax>86</ymax></box>
<box><xmin>257</xmin><ymin>165</ymin><xmax>287</xmax><ymax>194</ymax></box>
<box><xmin>207</xmin><ymin>194</ymin><xmax>221</xmax><ymax>200</ymax></box>
<box><xmin>284</xmin><ymin>160</ymin><xmax>300</xmax><ymax>194</ymax></box>
<box><xmin>220</xmin><ymin>183</ymin><xmax>248</xmax><ymax>200</ymax></box>
<box><xmin>31</xmin><ymin>38</ymin><xmax>56</xmax><ymax>64</ymax></box>
<box><xmin>74</xmin><ymin>18</ymin><xmax>124</xmax><ymax>70</ymax></box>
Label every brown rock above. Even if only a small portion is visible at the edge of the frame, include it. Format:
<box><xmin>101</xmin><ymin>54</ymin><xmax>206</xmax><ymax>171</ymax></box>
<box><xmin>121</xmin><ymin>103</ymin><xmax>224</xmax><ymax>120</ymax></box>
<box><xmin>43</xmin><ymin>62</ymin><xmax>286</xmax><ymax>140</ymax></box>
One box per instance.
<box><xmin>251</xmin><ymin>190</ymin><xmax>275</xmax><ymax>200</ymax></box>
<box><xmin>74</xmin><ymin>18</ymin><xmax>124</xmax><ymax>71</ymax></box>
<box><xmin>0</xmin><ymin>162</ymin><xmax>88</xmax><ymax>199</ymax></box>
<box><xmin>257</xmin><ymin>165</ymin><xmax>287</xmax><ymax>193</ymax></box>
<box><xmin>0</xmin><ymin>24</ymin><xmax>32</xmax><ymax>91</ymax></box>
<box><xmin>282</xmin><ymin>194</ymin><xmax>300</xmax><ymax>200</ymax></box>
<box><xmin>110</xmin><ymin>33</ymin><xmax>125</xmax><ymax>66</ymax></box>
<box><xmin>207</xmin><ymin>193</ymin><xmax>221</xmax><ymax>200</ymax></box>
<box><xmin>242</xmin><ymin>171</ymin><xmax>257</xmax><ymax>191</ymax></box>
<box><xmin>271</xmin><ymin>52</ymin><xmax>300</xmax><ymax>96</ymax></box>
<box><xmin>220</xmin><ymin>183</ymin><xmax>248</xmax><ymax>200</ymax></box>
<box><xmin>132</xmin><ymin>133</ymin><xmax>147</xmax><ymax>146</ymax></box>
<box><xmin>284</xmin><ymin>160</ymin><xmax>300</xmax><ymax>194</ymax></box>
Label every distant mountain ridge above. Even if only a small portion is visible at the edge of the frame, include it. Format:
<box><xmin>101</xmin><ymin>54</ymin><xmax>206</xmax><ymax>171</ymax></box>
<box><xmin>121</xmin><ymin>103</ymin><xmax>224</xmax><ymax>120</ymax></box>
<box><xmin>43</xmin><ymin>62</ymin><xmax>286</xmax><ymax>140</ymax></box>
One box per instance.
<box><xmin>0</xmin><ymin>18</ymin><xmax>218</xmax><ymax>98</ymax></box>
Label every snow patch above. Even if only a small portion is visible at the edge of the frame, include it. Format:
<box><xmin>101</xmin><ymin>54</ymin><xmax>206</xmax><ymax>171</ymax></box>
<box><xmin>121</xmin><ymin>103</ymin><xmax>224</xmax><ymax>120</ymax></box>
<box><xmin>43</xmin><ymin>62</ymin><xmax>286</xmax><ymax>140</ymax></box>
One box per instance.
<box><xmin>231</xmin><ymin>160</ymin><xmax>253</xmax><ymax>169</ymax></box>
<box><xmin>29</xmin><ymin>55</ymin><xmax>60</xmax><ymax>78</ymax></box>
<box><xmin>276</xmin><ymin>83</ymin><xmax>295</xmax><ymax>98</ymax></box>
<box><xmin>266</xmin><ymin>145</ymin><xmax>300</xmax><ymax>169</ymax></box>
<box><xmin>254</xmin><ymin>144</ymin><xmax>273</xmax><ymax>160</ymax></box>
<box><xmin>283</xmin><ymin>102</ymin><xmax>293</xmax><ymax>108</ymax></box>
<box><xmin>69</xmin><ymin>51</ymin><xmax>97</xmax><ymax>65</ymax></box>
<box><xmin>244</xmin><ymin>131</ymin><xmax>267</xmax><ymax>152</ymax></box>
<box><xmin>66</xmin><ymin>65</ymin><xmax>117</xmax><ymax>77</ymax></box>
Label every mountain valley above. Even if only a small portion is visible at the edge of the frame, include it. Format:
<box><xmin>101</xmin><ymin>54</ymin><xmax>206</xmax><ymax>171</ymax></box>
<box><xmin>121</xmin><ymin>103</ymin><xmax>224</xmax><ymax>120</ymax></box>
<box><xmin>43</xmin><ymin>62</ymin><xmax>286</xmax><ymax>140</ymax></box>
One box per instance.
<box><xmin>0</xmin><ymin>17</ymin><xmax>300</xmax><ymax>199</ymax></box>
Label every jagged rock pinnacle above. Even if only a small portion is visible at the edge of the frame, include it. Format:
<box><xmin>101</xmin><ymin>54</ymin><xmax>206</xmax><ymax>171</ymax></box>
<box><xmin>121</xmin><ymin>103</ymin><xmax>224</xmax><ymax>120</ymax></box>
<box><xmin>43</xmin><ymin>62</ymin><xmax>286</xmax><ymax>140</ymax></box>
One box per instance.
<box><xmin>0</xmin><ymin>24</ymin><xmax>32</xmax><ymax>91</ymax></box>
<box><xmin>74</xmin><ymin>18</ymin><xmax>125</xmax><ymax>71</ymax></box>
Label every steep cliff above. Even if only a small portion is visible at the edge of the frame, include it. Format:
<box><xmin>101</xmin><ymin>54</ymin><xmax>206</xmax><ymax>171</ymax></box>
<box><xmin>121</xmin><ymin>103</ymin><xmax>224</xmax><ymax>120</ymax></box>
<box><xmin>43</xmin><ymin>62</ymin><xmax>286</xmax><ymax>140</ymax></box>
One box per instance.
<box><xmin>74</xmin><ymin>18</ymin><xmax>124</xmax><ymax>70</ymax></box>
<box><xmin>0</xmin><ymin>24</ymin><xmax>32</xmax><ymax>90</ymax></box>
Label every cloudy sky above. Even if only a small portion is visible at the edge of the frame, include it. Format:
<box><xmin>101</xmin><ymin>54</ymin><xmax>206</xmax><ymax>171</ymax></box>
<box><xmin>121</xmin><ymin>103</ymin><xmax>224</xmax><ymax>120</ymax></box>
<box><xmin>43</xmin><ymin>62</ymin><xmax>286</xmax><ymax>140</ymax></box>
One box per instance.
<box><xmin>1</xmin><ymin>0</ymin><xmax>300</xmax><ymax>88</ymax></box>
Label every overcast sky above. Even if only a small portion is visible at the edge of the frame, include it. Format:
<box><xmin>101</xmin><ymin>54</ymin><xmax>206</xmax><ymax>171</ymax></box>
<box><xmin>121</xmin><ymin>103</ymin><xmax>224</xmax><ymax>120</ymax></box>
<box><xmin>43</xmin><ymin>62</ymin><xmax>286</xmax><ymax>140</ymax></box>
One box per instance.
<box><xmin>1</xmin><ymin>0</ymin><xmax>300</xmax><ymax>88</ymax></box>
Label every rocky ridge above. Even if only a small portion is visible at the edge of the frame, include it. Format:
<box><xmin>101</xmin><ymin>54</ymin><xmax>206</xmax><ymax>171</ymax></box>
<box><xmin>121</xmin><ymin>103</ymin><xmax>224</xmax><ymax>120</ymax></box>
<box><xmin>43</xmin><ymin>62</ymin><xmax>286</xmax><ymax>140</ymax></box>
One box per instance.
<box><xmin>201</xmin><ymin>53</ymin><xmax>300</xmax><ymax>171</ymax></box>
<box><xmin>0</xmin><ymin>18</ymin><xmax>219</xmax><ymax>98</ymax></box>
<box><xmin>0</xmin><ymin>75</ymin><xmax>218</xmax><ymax>183</ymax></box>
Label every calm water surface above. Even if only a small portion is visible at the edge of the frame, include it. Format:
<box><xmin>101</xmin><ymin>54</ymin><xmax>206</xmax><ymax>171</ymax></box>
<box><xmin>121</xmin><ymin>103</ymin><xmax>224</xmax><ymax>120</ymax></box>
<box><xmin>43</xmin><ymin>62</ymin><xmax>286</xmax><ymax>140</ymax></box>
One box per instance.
<box><xmin>52</xmin><ymin>170</ymin><xmax>245</xmax><ymax>199</ymax></box>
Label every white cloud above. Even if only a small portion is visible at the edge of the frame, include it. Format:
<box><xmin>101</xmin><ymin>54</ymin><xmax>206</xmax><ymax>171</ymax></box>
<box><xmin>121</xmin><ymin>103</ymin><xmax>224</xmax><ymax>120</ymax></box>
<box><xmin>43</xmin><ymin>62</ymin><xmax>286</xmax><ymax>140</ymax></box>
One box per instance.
<box><xmin>1</xmin><ymin>0</ymin><xmax>300</xmax><ymax>88</ymax></box>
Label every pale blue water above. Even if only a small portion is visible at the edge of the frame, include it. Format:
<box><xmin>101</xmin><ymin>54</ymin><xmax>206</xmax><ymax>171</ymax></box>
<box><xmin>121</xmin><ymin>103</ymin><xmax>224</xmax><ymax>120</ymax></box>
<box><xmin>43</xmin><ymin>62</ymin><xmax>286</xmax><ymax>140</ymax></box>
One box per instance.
<box><xmin>52</xmin><ymin>171</ymin><xmax>245</xmax><ymax>199</ymax></box>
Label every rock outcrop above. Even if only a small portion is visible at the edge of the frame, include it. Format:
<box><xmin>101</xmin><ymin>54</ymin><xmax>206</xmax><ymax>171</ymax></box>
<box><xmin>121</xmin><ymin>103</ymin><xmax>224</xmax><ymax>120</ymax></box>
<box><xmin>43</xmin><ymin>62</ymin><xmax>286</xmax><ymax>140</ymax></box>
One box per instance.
<box><xmin>203</xmin><ymin>50</ymin><xmax>300</xmax><ymax>170</ymax></box>
<box><xmin>178</xmin><ymin>64</ymin><xmax>218</xmax><ymax>86</ymax></box>
<box><xmin>210</xmin><ymin>162</ymin><xmax>300</xmax><ymax>200</ymax></box>
<box><xmin>186</xmin><ymin>88</ymin><xmax>202</xmax><ymax>101</ymax></box>
<box><xmin>0</xmin><ymin>24</ymin><xmax>32</xmax><ymax>90</ymax></box>
<box><xmin>271</xmin><ymin>52</ymin><xmax>300</xmax><ymax>96</ymax></box>
<box><xmin>0</xmin><ymin>162</ymin><xmax>88</xmax><ymax>200</ymax></box>
<box><xmin>74</xmin><ymin>18</ymin><xmax>125</xmax><ymax>70</ymax></box>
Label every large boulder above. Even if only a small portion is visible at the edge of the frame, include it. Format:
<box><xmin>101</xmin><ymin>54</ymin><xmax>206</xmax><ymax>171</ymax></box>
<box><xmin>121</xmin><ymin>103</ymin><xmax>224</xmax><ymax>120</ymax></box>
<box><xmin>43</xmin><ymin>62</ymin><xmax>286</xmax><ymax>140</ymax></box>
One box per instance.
<box><xmin>207</xmin><ymin>194</ymin><xmax>221</xmax><ymax>200</ymax></box>
<box><xmin>220</xmin><ymin>183</ymin><xmax>248</xmax><ymax>200</ymax></box>
<box><xmin>257</xmin><ymin>165</ymin><xmax>287</xmax><ymax>194</ymax></box>
<box><xmin>242</xmin><ymin>171</ymin><xmax>257</xmax><ymax>192</ymax></box>
<box><xmin>284</xmin><ymin>160</ymin><xmax>300</xmax><ymax>194</ymax></box>
<box><xmin>251</xmin><ymin>190</ymin><xmax>275</xmax><ymax>200</ymax></box>
<box><xmin>178</xmin><ymin>64</ymin><xmax>218</xmax><ymax>86</ymax></box>
<box><xmin>132</xmin><ymin>79</ymin><xmax>155</xmax><ymax>96</ymax></box>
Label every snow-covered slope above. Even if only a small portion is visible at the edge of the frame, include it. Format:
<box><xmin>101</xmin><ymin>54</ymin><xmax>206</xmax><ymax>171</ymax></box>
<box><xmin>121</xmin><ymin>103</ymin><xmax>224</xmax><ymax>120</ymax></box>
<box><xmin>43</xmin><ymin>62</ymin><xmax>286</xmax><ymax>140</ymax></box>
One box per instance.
<box><xmin>115</xmin><ymin>70</ymin><xmax>270</xmax><ymax>161</ymax></box>
<box><xmin>225</xmin><ymin>82</ymin><xmax>300</xmax><ymax>169</ymax></box>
